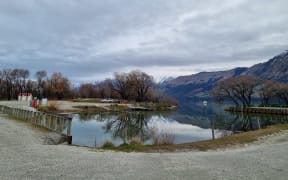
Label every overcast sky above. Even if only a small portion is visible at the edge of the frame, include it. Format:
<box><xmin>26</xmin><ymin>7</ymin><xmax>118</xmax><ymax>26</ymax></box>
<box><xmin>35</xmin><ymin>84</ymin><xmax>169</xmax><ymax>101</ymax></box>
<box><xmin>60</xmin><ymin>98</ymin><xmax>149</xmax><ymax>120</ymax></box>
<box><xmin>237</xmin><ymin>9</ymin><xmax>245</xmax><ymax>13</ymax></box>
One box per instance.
<box><xmin>0</xmin><ymin>0</ymin><xmax>287</xmax><ymax>82</ymax></box>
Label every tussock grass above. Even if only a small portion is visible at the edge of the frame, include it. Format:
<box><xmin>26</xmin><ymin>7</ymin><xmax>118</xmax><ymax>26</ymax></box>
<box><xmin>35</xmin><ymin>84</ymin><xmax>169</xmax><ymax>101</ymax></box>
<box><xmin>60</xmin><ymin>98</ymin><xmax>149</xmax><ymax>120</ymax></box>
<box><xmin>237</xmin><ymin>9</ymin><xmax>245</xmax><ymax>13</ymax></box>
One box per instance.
<box><xmin>129</xmin><ymin>137</ymin><xmax>142</xmax><ymax>145</ymax></box>
<box><xmin>151</xmin><ymin>127</ymin><xmax>175</xmax><ymax>145</ymax></box>
<box><xmin>146</xmin><ymin>124</ymin><xmax>288</xmax><ymax>152</ymax></box>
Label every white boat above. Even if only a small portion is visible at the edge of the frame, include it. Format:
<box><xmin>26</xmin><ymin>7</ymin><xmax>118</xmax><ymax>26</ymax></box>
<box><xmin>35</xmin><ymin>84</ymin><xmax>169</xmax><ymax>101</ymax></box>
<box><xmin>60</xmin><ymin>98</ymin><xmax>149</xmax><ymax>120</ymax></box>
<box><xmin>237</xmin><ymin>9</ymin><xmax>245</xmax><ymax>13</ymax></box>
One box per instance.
<box><xmin>203</xmin><ymin>101</ymin><xmax>208</xmax><ymax>106</ymax></box>
<box><xmin>101</xmin><ymin>98</ymin><xmax>113</xmax><ymax>103</ymax></box>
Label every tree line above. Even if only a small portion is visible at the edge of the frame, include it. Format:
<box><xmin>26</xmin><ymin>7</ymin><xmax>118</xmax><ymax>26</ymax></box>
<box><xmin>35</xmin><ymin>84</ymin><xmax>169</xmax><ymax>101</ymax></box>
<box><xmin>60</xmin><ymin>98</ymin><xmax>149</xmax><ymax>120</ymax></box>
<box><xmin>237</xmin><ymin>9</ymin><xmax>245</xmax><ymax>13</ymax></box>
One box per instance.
<box><xmin>79</xmin><ymin>70</ymin><xmax>162</xmax><ymax>102</ymax></box>
<box><xmin>0</xmin><ymin>69</ymin><xmax>168</xmax><ymax>103</ymax></box>
<box><xmin>211</xmin><ymin>75</ymin><xmax>288</xmax><ymax>108</ymax></box>
<box><xmin>0</xmin><ymin>69</ymin><xmax>71</xmax><ymax>100</ymax></box>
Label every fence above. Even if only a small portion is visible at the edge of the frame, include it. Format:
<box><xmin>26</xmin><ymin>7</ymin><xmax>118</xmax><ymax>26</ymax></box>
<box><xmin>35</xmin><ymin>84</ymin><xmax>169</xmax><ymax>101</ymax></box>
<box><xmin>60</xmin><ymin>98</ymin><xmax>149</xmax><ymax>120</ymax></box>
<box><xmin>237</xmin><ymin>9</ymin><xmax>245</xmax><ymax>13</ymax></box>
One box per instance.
<box><xmin>0</xmin><ymin>105</ymin><xmax>72</xmax><ymax>144</ymax></box>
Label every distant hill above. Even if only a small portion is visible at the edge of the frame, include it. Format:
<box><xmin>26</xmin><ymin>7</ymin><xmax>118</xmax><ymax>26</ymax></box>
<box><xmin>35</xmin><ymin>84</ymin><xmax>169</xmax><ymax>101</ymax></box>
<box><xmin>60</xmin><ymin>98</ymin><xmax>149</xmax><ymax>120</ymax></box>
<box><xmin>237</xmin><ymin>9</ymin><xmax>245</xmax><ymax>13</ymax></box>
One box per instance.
<box><xmin>161</xmin><ymin>51</ymin><xmax>288</xmax><ymax>99</ymax></box>
<box><xmin>244</xmin><ymin>51</ymin><xmax>288</xmax><ymax>82</ymax></box>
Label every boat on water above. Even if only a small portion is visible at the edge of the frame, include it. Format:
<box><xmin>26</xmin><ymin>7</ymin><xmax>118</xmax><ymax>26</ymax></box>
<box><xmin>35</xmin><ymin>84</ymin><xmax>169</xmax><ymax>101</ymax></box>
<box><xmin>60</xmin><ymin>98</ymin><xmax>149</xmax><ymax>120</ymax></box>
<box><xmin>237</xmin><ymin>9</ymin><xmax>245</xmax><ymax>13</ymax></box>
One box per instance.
<box><xmin>203</xmin><ymin>101</ymin><xmax>208</xmax><ymax>106</ymax></box>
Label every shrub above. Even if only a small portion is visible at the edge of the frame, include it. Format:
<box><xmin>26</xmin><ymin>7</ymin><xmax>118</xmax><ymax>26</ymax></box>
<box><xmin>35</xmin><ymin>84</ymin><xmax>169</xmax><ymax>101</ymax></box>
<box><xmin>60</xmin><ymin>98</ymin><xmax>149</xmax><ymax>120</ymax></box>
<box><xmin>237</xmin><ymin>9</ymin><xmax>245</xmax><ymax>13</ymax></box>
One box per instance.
<box><xmin>48</xmin><ymin>101</ymin><xmax>58</xmax><ymax>111</ymax></box>
<box><xmin>101</xmin><ymin>141</ymin><xmax>115</xmax><ymax>149</ymax></box>
<box><xmin>37</xmin><ymin>101</ymin><xmax>59</xmax><ymax>112</ymax></box>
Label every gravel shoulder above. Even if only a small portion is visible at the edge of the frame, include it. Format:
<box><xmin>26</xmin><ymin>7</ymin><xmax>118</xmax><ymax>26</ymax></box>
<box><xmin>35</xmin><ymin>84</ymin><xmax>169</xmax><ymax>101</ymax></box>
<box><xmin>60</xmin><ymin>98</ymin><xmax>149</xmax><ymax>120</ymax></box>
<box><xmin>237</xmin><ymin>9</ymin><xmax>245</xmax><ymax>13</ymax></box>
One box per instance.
<box><xmin>1</xmin><ymin>112</ymin><xmax>288</xmax><ymax>180</ymax></box>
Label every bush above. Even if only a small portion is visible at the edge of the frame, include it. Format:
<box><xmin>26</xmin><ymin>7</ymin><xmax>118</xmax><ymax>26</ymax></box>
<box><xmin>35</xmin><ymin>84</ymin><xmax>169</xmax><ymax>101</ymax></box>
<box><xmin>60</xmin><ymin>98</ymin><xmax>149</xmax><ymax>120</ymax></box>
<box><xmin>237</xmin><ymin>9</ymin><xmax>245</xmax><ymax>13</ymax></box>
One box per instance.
<box><xmin>101</xmin><ymin>141</ymin><xmax>115</xmax><ymax>149</ymax></box>
<box><xmin>36</xmin><ymin>105</ymin><xmax>48</xmax><ymax>112</ymax></box>
<box><xmin>36</xmin><ymin>101</ymin><xmax>58</xmax><ymax>112</ymax></box>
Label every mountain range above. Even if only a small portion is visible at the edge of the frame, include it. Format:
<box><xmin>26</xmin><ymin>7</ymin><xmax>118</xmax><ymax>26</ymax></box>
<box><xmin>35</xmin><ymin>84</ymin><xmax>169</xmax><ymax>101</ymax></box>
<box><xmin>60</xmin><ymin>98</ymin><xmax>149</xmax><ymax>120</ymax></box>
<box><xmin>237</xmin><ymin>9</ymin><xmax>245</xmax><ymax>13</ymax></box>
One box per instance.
<box><xmin>161</xmin><ymin>51</ymin><xmax>288</xmax><ymax>99</ymax></box>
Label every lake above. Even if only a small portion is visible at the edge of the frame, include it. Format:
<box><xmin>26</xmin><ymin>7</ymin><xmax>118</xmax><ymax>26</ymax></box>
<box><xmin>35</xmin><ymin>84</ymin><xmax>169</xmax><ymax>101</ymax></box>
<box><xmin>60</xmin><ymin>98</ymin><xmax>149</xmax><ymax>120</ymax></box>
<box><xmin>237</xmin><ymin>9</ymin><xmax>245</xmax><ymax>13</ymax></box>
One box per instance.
<box><xmin>65</xmin><ymin>101</ymin><xmax>288</xmax><ymax>147</ymax></box>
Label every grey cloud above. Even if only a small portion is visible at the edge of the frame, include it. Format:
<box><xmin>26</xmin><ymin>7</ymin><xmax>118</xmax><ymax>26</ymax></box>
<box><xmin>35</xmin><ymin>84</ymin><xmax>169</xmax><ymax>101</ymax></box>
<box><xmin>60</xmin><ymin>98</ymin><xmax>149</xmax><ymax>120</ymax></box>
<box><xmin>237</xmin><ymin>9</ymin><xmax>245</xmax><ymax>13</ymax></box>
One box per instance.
<box><xmin>0</xmin><ymin>0</ymin><xmax>287</xmax><ymax>82</ymax></box>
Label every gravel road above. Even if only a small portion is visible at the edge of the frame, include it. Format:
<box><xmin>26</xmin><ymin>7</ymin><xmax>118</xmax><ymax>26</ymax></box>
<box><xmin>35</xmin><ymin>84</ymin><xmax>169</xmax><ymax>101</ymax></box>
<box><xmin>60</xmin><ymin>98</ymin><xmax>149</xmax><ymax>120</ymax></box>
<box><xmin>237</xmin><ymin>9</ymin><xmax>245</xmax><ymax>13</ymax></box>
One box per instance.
<box><xmin>1</xmin><ymin>102</ymin><xmax>288</xmax><ymax>179</ymax></box>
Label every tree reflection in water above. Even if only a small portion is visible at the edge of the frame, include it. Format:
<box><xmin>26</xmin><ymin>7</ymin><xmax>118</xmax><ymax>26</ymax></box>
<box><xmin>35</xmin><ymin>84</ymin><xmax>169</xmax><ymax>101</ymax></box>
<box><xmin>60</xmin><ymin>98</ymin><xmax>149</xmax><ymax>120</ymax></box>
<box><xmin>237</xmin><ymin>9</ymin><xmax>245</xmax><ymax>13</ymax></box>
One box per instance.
<box><xmin>70</xmin><ymin>103</ymin><xmax>288</xmax><ymax>147</ymax></box>
<box><xmin>214</xmin><ymin>111</ymin><xmax>288</xmax><ymax>134</ymax></box>
<box><xmin>103</xmin><ymin>112</ymin><xmax>152</xmax><ymax>144</ymax></box>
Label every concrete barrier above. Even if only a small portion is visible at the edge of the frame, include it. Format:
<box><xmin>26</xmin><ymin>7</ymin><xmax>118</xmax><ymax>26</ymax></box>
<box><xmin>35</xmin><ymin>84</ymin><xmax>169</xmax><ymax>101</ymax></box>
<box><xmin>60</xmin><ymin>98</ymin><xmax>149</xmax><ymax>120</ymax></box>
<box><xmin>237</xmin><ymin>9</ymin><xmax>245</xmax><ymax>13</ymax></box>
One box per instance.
<box><xmin>0</xmin><ymin>105</ymin><xmax>72</xmax><ymax>144</ymax></box>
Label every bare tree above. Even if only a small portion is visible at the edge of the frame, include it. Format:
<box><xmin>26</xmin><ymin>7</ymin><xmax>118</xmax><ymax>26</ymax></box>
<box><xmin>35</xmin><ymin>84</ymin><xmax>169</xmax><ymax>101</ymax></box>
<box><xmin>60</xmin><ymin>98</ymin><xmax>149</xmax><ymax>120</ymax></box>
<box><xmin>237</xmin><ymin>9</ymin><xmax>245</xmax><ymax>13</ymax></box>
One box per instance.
<box><xmin>128</xmin><ymin>70</ymin><xmax>155</xmax><ymax>102</ymax></box>
<box><xmin>19</xmin><ymin>69</ymin><xmax>30</xmax><ymax>93</ymax></box>
<box><xmin>79</xmin><ymin>83</ymin><xmax>96</xmax><ymax>98</ymax></box>
<box><xmin>109</xmin><ymin>72</ymin><xmax>131</xmax><ymax>100</ymax></box>
<box><xmin>0</xmin><ymin>70</ymin><xmax>5</xmax><ymax>99</ymax></box>
<box><xmin>259</xmin><ymin>80</ymin><xmax>278</xmax><ymax>106</ymax></box>
<box><xmin>97</xmin><ymin>80</ymin><xmax>115</xmax><ymax>98</ymax></box>
<box><xmin>211</xmin><ymin>79</ymin><xmax>240</xmax><ymax>106</ymax></box>
<box><xmin>212</xmin><ymin>76</ymin><xmax>257</xmax><ymax>108</ymax></box>
<box><xmin>276</xmin><ymin>83</ymin><xmax>288</xmax><ymax>105</ymax></box>
<box><xmin>2</xmin><ymin>69</ymin><xmax>14</xmax><ymax>100</ymax></box>
<box><xmin>35</xmin><ymin>70</ymin><xmax>47</xmax><ymax>88</ymax></box>
<box><xmin>48</xmin><ymin>72</ymin><xmax>71</xmax><ymax>99</ymax></box>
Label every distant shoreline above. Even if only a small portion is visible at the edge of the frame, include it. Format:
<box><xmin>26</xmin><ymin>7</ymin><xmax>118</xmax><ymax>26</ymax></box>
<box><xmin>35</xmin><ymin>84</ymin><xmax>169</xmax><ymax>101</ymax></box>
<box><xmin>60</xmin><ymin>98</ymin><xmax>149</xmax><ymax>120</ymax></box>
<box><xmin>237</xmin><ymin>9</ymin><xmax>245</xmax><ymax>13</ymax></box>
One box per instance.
<box><xmin>225</xmin><ymin>106</ymin><xmax>288</xmax><ymax>115</ymax></box>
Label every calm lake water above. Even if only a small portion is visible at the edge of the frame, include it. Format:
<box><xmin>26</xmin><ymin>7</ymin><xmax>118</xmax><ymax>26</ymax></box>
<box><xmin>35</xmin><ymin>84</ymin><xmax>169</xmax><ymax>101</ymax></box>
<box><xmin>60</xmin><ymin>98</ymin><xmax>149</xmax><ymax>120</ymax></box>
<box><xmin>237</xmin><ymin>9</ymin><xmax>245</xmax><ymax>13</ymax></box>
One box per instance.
<box><xmin>66</xmin><ymin>101</ymin><xmax>288</xmax><ymax>147</ymax></box>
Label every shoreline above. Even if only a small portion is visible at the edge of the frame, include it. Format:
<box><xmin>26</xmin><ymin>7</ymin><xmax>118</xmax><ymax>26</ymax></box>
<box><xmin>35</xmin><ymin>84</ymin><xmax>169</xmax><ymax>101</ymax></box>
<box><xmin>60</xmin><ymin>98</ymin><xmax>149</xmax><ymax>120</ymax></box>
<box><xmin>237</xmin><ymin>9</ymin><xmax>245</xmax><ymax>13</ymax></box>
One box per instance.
<box><xmin>1</xmin><ymin>100</ymin><xmax>288</xmax><ymax>152</ymax></box>
<box><xmin>225</xmin><ymin>106</ymin><xmax>288</xmax><ymax>115</ymax></box>
<box><xmin>1</xmin><ymin>112</ymin><xmax>288</xmax><ymax>179</ymax></box>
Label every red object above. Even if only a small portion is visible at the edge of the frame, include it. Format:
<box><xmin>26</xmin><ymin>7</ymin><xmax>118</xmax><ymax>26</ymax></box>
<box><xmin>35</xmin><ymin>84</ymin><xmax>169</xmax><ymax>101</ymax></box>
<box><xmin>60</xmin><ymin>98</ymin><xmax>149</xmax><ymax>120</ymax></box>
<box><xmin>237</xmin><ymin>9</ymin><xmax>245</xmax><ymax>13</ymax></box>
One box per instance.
<box><xmin>32</xmin><ymin>100</ymin><xmax>38</xmax><ymax>107</ymax></box>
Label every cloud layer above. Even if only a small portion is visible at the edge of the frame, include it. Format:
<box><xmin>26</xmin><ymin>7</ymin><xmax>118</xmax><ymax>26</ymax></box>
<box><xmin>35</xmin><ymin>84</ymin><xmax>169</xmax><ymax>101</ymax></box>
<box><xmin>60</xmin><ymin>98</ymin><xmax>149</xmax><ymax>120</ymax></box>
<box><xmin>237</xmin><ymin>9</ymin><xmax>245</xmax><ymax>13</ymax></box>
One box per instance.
<box><xmin>0</xmin><ymin>0</ymin><xmax>287</xmax><ymax>82</ymax></box>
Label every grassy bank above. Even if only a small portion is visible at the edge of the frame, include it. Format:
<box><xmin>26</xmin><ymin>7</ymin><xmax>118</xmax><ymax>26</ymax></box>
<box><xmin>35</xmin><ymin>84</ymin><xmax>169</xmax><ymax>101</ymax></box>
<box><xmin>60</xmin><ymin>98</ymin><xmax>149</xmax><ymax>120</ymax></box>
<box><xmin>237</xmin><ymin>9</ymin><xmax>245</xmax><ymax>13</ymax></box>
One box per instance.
<box><xmin>72</xmin><ymin>101</ymin><xmax>177</xmax><ymax>113</ymax></box>
<box><xmin>71</xmin><ymin>98</ymin><xmax>102</xmax><ymax>103</ymax></box>
<box><xmin>99</xmin><ymin>124</ymin><xmax>288</xmax><ymax>152</ymax></box>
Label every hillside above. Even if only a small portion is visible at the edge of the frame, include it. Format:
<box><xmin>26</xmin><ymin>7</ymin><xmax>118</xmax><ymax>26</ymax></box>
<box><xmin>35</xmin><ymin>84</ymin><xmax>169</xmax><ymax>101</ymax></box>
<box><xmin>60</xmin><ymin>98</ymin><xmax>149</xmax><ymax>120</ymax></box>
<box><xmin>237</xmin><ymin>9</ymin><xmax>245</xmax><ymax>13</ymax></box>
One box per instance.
<box><xmin>162</xmin><ymin>51</ymin><xmax>288</xmax><ymax>98</ymax></box>
<box><xmin>244</xmin><ymin>51</ymin><xmax>288</xmax><ymax>82</ymax></box>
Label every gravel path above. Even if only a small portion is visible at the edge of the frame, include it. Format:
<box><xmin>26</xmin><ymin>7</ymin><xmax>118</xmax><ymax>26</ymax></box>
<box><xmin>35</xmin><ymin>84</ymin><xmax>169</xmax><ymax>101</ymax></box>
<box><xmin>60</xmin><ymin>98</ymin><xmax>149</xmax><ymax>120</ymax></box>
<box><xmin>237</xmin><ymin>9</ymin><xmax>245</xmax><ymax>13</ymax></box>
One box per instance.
<box><xmin>1</xmin><ymin>112</ymin><xmax>288</xmax><ymax>180</ymax></box>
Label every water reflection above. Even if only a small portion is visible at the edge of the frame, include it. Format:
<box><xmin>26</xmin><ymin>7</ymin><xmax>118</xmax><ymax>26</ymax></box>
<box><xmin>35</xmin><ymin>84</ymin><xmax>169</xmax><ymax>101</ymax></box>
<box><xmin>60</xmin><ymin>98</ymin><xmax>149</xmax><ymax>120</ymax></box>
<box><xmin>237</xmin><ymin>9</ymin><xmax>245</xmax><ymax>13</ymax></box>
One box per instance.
<box><xmin>216</xmin><ymin>111</ymin><xmax>288</xmax><ymax>133</ymax></box>
<box><xmin>103</xmin><ymin>112</ymin><xmax>151</xmax><ymax>144</ymax></box>
<box><xmin>70</xmin><ymin>111</ymin><xmax>220</xmax><ymax>147</ymax></box>
<box><xmin>69</xmin><ymin>101</ymin><xmax>288</xmax><ymax>147</ymax></box>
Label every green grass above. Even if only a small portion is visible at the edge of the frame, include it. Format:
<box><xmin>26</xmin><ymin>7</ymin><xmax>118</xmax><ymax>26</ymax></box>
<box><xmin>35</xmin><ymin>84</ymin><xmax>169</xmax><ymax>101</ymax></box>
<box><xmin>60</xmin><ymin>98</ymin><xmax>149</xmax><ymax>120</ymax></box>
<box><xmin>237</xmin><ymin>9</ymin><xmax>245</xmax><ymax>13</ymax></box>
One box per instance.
<box><xmin>134</xmin><ymin>101</ymin><xmax>178</xmax><ymax>111</ymax></box>
<box><xmin>102</xmin><ymin>141</ymin><xmax>116</xmax><ymax>149</ymax></box>
<box><xmin>71</xmin><ymin>98</ymin><xmax>102</xmax><ymax>103</ymax></box>
<box><xmin>109</xmin><ymin>104</ymin><xmax>128</xmax><ymax>111</ymax></box>
<box><xmin>73</xmin><ymin>105</ymin><xmax>108</xmax><ymax>112</ymax></box>
<box><xmin>71</xmin><ymin>98</ymin><xmax>178</xmax><ymax>111</ymax></box>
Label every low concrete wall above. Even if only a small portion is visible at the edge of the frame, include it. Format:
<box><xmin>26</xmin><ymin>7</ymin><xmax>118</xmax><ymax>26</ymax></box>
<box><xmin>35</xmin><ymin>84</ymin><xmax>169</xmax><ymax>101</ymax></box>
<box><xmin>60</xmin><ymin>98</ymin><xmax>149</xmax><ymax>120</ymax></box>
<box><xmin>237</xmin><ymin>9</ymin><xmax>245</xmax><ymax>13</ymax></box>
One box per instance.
<box><xmin>0</xmin><ymin>105</ymin><xmax>72</xmax><ymax>144</ymax></box>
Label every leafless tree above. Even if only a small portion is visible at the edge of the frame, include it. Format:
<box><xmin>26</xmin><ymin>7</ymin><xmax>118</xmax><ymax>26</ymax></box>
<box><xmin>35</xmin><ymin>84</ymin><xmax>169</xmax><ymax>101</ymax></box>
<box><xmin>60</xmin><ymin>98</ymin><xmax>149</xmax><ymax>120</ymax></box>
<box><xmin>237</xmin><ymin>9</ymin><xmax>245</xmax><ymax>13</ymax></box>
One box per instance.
<box><xmin>276</xmin><ymin>83</ymin><xmax>288</xmax><ymax>105</ymax></box>
<box><xmin>212</xmin><ymin>76</ymin><xmax>257</xmax><ymax>108</ymax></box>
<box><xmin>48</xmin><ymin>72</ymin><xmax>71</xmax><ymax>99</ymax></box>
<box><xmin>79</xmin><ymin>83</ymin><xmax>96</xmax><ymax>98</ymax></box>
<box><xmin>259</xmin><ymin>80</ymin><xmax>278</xmax><ymax>106</ymax></box>
<box><xmin>128</xmin><ymin>70</ymin><xmax>155</xmax><ymax>102</ymax></box>
<box><xmin>109</xmin><ymin>72</ymin><xmax>131</xmax><ymax>100</ymax></box>
<box><xmin>97</xmin><ymin>80</ymin><xmax>115</xmax><ymax>98</ymax></box>
<box><xmin>35</xmin><ymin>70</ymin><xmax>47</xmax><ymax>88</ymax></box>
<box><xmin>2</xmin><ymin>69</ymin><xmax>14</xmax><ymax>100</ymax></box>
